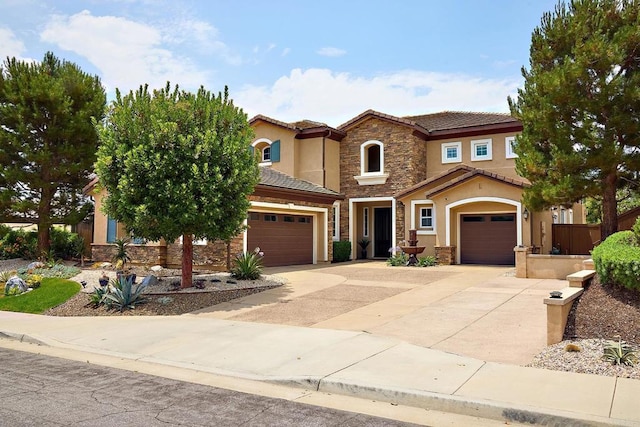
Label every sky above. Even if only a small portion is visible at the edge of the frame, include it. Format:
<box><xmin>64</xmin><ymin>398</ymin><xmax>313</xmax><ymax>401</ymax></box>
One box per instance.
<box><xmin>0</xmin><ymin>0</ymin><xmax>560</xmax><ymax>128</ymax></box>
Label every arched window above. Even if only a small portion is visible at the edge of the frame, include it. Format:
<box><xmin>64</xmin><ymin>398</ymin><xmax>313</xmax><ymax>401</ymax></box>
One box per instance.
<box><xmin>251</xmin><ymin>138</ymin><xmax>280</xmax><ymax>165</ymax></box>
<box><xmin>355</xmin><ymin>140</ymin><xmax>389</xmax><ymax>185</ymax></box>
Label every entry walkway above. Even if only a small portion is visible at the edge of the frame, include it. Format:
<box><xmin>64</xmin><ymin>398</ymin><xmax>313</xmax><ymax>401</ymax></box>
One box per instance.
<box><xmin>192</xmin><ymin>262</ymin><xmax>565</xmax><ymax>365</ymax></box>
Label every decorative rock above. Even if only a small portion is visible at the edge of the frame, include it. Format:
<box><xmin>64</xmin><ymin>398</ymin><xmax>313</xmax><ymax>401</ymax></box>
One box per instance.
<box><xmin>5</xmin><ymin>276</ymin><xmax>28</xmax><ymax>295</ymax></box>
<box><xmin>150</xmin><ymin>265</ymin><xmax>163</xmax><ymax>272</ymax></box>
<box><xmin>99</xmin><ymin>262</ymin><xmax>112</xmax><ymax>268</ymax></box>
<box><xmin>141</xmin><ymin>275</ymin><xmax>159</xmax><ymax>287</ymax></box>
<box><xmin>27</xmin><ymin>261</ymin><xmax>45</xmax><ymax>270</ymax></box>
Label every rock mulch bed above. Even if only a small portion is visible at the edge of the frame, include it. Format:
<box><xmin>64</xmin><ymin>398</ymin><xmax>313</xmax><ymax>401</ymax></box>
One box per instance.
<box><xmin>528</xmin><ymin>277</ymin><xmax>640</xmax><ymax>378</ymax></box>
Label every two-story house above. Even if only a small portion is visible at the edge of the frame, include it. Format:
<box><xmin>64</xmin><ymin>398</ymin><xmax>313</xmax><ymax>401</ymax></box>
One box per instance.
<box><xmin>86</xmin><ymin>108</ymin><xmax>583</xmax><ymax>268</ymax></box>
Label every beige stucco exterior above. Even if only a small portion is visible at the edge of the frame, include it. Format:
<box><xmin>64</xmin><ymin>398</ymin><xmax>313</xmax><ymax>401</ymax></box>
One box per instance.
<box><xmin>426</xmin><ymin>132</ymin><xmax>521</xmax><ymax>180</ymax></box>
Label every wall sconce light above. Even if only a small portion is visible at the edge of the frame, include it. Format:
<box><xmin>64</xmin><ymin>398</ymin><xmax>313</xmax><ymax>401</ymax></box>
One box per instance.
<box><xmin>523</xmin><ymin>208</ymin><xmax>529</xmax><ymax>220</ymax></box>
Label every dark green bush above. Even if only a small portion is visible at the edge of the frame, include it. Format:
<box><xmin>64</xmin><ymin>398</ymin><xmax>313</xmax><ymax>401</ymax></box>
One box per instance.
<box><xmin>592</xmin><ymin>230</ymin><xmax>640</xmax><ymax>291</ymax></box>
<box><xmin>332</xmin><ymin>240</ymin><xmax>351</xmax><ymax>262</ymax></box>
<box><xmin>0</xmin><ymin>229</ymin><xmax>37</xmax><ymax>259</ymax></box>
<box><xmin>0</xmin><ymin>224</ymin><xmax>11</xmax><ymax>240</ymax></box>
<box><xmin>50</xmin><ymin>228</ymin><xmax>85</xmax><ymax>260</ymax></box>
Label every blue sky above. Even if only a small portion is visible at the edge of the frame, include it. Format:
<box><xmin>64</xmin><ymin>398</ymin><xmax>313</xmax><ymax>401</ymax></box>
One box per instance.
<box><xmin>1</xmin><ymin>0</ymin><xmax>559</xmax><ymax>127</ymax></box>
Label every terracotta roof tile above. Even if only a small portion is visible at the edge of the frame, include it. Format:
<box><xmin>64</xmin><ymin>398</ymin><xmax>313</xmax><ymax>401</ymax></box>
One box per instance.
<box><xmin>404</xmin><ymin>111</ymin><xmax>519</xmax><ymax>132</ymax></box>
<box><xmin>259</xmin><ymin>167</ymin><xmax>341</xmax><ymax>197</ymax></box>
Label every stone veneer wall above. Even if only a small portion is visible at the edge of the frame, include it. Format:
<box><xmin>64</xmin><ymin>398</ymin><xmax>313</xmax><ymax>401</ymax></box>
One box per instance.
<box><xmin>165</xmin><ymin>236</ymin><xmax>244</xmax><ymax>271</ymax></box>
<box><xmin>339</xmin><ymin>117</ymin><xmax>427</xmax><ymax>243</ymax></box>
<box><xmin>91</xmin><ymin>244</ymin><xmax>167</xmax><ymax>266</ymax></box>
<box><xmin>435</xmin><ymin>246</ymin><xmax>456</xmax><ymax>265</ymax></box>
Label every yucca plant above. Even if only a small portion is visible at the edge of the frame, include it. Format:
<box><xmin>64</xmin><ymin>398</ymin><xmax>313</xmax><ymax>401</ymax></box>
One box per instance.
<box><xmin>231</xmin><ymin>251</ymin><xmax>264</xmax><ymax>280</ymax></box>
<box><xmin>102</xmin><ymin>276</ymin><xmax>148</xmax><ymax>311</ymax></box>
<box><xmin>602</xmin><ymin>338</ymin><xmax>638</xmax><ymax>366</ymax></box>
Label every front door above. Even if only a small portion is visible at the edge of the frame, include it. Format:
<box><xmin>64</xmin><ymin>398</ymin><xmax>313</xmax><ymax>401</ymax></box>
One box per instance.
<box><xmin>374</xmin><ymin>207</ymin><xmax>392</xmax><ymax>257</ymax></box>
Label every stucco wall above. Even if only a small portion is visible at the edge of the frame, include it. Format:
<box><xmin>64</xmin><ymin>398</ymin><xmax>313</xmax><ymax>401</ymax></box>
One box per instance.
<box><xmin>426</xmin><ymin>132</ymin><xmax>521</xmax><ymax>179</ymax></box>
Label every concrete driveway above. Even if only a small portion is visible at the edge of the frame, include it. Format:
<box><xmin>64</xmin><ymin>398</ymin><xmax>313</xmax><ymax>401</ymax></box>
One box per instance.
<box><xmin>191</xmin><ymin>261</ymin><xmax>566</xmax><ymax>365</ymax></box>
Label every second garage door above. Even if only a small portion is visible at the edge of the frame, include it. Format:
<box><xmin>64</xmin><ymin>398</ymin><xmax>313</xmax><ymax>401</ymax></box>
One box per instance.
<box><xmin>460</xmin><ymin>214</ymin><xmax>516</xmax><ymax>265</ymax></box>
<box><xmin>247</xmin><ymin>212</ymin><xmax>313</xmax><ymax>267</ymax></box>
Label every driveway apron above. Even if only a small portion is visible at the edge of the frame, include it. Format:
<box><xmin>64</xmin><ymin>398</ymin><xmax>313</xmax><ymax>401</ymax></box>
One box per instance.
<box><xmin>191</xmin><ymin>262</ymin><xmax>566</xmax><ymax>365</ymax></box>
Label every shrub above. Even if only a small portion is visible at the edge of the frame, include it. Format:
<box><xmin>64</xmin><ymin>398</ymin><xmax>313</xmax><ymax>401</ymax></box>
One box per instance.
<box><xmin>50</xmin><ymin>228</ymin><xmax>85</xmax><ymax>260</ymax></box>
<box><xmin>231</xmin><ymin>251</ymin><xmax>264</xmax><ymax>280</ymax></box>
<box><xmin>417</xmin><ymin>255</ymin><xmax>437</xmax><ymax>267</ymax></box>
<box><xmin>102</xmin><ymin>276</ymin><xmax>148</xmax><ymax>311</ymax></box>
<box><xmin>387</xmin><ymin>252</ymin><xmax>408</xmax><ymax>266</ymax></box>
<box><xmin>332</xmin><ymin>240</ymin><xmax>351</xmax><ymax>262</ymax></box>
<box><xmin>17</xmin><ymin>263</ymin><xmax>80</xmax><ymax>280</ymax></box>
<box><xmin>25</xmin><ymin>274</ymin><xmax>43</xmax><ymax>289</ymax></box>
<box><xmin>0</xmin><ymin>224</ymin><xmax>11</xmax><ymax>239</ymax></box>
<box><xmin>591</xmin><ymin>231</ymin><xmax>640</xmax><ymax>291</ymax></box>
<box><xmin>602</xmin><ymin>338</ymin><xmax>637</xmax><ymax>366</ymax></box>
<box><xmin>0</xmin><ymin>229</ymin><xmax>37</xmax><ymax>260</ymax></box>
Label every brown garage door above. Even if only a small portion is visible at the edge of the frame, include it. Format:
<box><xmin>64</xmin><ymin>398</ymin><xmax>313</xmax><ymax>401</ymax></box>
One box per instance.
<box><xmin>247</xmin><ymin>212</ymin><xmax>313</xmax><ymax>267</ymax></box>
<box><xmin>460</xmin><ymin>214</ymin><xmax>516</xmax><ymax>265</ymax></box>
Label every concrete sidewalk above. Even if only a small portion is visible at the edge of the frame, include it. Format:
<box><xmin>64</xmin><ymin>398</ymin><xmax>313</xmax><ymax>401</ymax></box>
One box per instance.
<box><xmin>0</xmin><ymin>310</ymin><xmax>638</xmax><ymax>426</ymax></box>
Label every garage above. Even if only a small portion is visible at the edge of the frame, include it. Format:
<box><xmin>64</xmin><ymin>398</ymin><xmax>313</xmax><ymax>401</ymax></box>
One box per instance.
<box><xmin>460</xmin><ymin>214</ymin><xmax>516</xmax><ymax>265</ymax></box>
<box><xmin>247</xmin><ymin>212</ymin><xmax>314</xmax><ymax>267</ymax></box>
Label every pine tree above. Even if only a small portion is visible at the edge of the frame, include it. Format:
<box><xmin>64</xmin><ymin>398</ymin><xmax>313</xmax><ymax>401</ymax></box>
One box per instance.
<box><xmin>0</xmin><ymin>52</ymin><xmax>106</xmax><ymax>254</ymax></box>
<box><xmin>509</xmin><ymin>0</ymin><xmax>640</xmax><ymax>239</ymax></box>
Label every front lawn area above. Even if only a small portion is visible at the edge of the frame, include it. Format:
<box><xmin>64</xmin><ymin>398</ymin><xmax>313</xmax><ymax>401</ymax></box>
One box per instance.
<box><xmin>0</xmin><ymin>278</ymin><xmax>81</xmax><ymax>314</ymax></box>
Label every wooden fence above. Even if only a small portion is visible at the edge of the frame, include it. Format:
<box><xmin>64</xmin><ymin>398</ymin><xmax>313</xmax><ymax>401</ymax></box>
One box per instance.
<box><xmin>551</xmin><ymin>224</ymin><xmax>601</xmax><ymax>255</ymax></box>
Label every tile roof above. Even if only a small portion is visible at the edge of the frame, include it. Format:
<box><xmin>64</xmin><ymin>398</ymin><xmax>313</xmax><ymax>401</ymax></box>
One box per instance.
<box><xmin>395</xmin><ymin>165</ymin><xmax>528</xmax><ymax>199</ymax></box>
<box><xmin>404</xmin><ymin>111</ymin><xmax>519</xmax><ymax>132</ymax></box>
<box><xmin>259</xmin><ymin>167</ymin><xmax>341</xmax><ymax>197</ymax></box>
<box><xmin>250</xmin><ymin>115</ymin><xmax>334</xmax><ymax>131</ymax></box>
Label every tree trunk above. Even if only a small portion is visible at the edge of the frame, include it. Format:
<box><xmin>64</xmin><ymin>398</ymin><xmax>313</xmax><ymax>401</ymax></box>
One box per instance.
<box><xmin>601</xmin><ymin>172</ymin><xmax>618</xmax><ymax>240</ymax></box>
<box><xmin>37</xmin><ymin>186</ymin><xmax>53</xmax><ymax>256</ymax></box>
<box><xmin>181</xmin><ymin>233</ymin><xmax>193</xmax><ymax>288</ymax></box>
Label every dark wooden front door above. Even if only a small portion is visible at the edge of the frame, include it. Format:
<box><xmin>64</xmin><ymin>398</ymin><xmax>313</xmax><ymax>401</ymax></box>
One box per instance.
<box><xmin>374</xmin><ymin>207</ymin><xmax>392</xmax><ymax>258</ymax></box>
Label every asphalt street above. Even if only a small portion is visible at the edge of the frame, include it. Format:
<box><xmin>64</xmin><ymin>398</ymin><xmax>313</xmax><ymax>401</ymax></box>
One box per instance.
<box><xmin>0</xmin><ymin>347</ymin><xmax>419</xmax><ymax>427</ymax></box>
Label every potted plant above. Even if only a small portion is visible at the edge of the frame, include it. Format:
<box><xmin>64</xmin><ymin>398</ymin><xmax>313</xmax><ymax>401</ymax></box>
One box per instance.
<box><xmin>358</xmin><ymin>238</ymin><xmax>370</xmax><ymax>259</ymax></box>
<box><xmin>112</xmin><ymin>238</ymin><xmax>136</xmax><ymax>283</ymax></box>
<box><xmin>98</xmin><ymin>271</ymin><xmax>109</xmax><ymax>287</ymax></box>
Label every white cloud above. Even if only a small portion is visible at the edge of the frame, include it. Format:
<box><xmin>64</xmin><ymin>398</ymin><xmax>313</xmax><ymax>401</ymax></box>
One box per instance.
<box><xmin>40</xmin><ymin>10</ymin><xmax>211</xmax><ymax>94</ymax></box>
<box><xmin>317</xmin><ymin>47</ymin><xmax>346</xmax><ymax>57</ymax></box>
<box><xmin>236</xmin><ymin>68</ymin><xmax>520</xmax><ymax>127</ymax></box>
<box><xmin>0</xmin><ymin>27</ymin><xmax>30</xmax><ymax>61</ymax></box>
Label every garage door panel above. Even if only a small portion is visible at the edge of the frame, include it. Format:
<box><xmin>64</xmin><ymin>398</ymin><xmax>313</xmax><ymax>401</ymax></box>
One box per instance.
<box><xmin>460</xmin><ymin>214</ymin><xmax>516</xmax><ymax>265</ymax></box>
<box><xmin>247</xmin><ymin>213</ymin><xmax>313</xmax><ymax>267</ymax></box>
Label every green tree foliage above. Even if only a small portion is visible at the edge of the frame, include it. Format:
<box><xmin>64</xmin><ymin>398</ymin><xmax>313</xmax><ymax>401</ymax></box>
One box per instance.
<box><xmin>509</xmin><ymin>0</ymin><xmax>640</xmax><ymax>240</ymax></box>
<box><xmin>95</xmin><ymin>83</ymin><xmax>259</xmax><ymax>288</ymax></box>
<box><xmin>0</xmin><ymin>52</ymin><xmax>106</xmax><ymax>254</ymax></box>
<box><xmin>585</xmin><ymin>187</ymin><xmax>640</xmax><ymax>223</ymax></box>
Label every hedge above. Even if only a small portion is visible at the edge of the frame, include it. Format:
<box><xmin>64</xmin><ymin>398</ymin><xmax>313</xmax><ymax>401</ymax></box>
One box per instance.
<box><xmin>592</xmin><ymin>230</ymin><xmax>640</xmax><ymax>291</ymax></box>
<box><xmin>332</xmin><ymin>240</ymin><xmax>351</xmax><ymax>262</ymax></box>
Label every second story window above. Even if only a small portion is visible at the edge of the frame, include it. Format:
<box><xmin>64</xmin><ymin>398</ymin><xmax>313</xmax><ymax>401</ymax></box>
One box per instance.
<box><xmin>471</xmin><ymin>138</ymin><xmax>492</xmax><ymax>161</ymax></box>
<box><xmin>262</xmin><ymin>146</ymin><xmax>271</xmax><ymax>162</ymax></box>
<box><xmin>251</xmin><ymin>138</ymin><xmax>280</xmax><ymax>165</ymax></box>
<box><xmin>441</xmin><ymin>141</ymin><xmax>462</xmax><ymax>164</ymax></box>
<box><xmin>355</xmin><ymin>140</ymin><xmax>389</xmax><ymax>185</ymax></box>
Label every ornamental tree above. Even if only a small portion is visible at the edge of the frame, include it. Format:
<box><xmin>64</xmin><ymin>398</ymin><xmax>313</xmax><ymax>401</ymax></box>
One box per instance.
<box><xmin>0</xmin><ymin>52</ymin><xmax>106</xmax><ymax>254</ymax></box>
<box><xmin>95</xmin><ymin>83</ymin><xmax>259</xmax><ymax>288</ymax></box>
<box><xmin>508</xmin><ymin>0</ymin><xmax>640</xmax><ymax>239</ymax></box>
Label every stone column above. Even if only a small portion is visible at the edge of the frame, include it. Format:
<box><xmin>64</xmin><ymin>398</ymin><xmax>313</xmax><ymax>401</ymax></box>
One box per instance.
<box><xmin>435</xmin><ymin>246</ymin><xmax>456</xmax><ymax>265</ymax></box>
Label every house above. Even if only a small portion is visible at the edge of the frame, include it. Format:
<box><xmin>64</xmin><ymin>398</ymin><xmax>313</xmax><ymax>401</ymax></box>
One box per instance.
<box><xmin>86</xmin><ymin>108</ymin><xmax>585</xmax><ymax>268</ymax></box>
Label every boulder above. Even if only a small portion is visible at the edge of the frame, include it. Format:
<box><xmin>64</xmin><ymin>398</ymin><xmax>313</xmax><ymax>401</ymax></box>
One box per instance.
<box><xmin>27</xmin><ymin>261</ymin><xmax>45</xmax><ymax>270</ymax></box>
<box><xmin>5</xmin><ymin>276</ymin><xmax>28</xmax><ymax>295</ymax></box>
<box><xmin>140</xmin><ymin>275</ymin><xmax>158</xmax><ymax>287</ymax></box>
<box><xmin>150</xmin><ymin>265</ymin><xmax>163</xmax><ymax>272</ymax></box>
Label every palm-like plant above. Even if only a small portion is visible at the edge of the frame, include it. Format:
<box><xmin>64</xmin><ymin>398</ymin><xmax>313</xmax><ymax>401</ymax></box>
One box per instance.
<box><xmin>231</xmin><ymin>251</ymin><xmax>264</xmax><ymax>280</ymax></box>
<box><xmin>112</xmin><ymin>237</ymin><xmax>131</xmax><ymax>269</ymax></box>
<box><xmin>602</xmin><ymin>338</ymin><xmax>638</xmax><ymax>366</ymax></box>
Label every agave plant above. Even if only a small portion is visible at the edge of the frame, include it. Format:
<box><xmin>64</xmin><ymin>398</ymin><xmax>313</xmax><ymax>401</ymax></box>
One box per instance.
<box><xmin>231</xmin><ymin>250</ymin><xmax>264</xmax><ymax>280</ymax></box>
<box><xmin>102</xmin><ymin>275</ymin><xmax>149</xmax><ymax>311</ymax></box>
<box><xmin>602</xmin><ymin>338</ymin><xmax>638</xmax><ymax>366</ymax></box>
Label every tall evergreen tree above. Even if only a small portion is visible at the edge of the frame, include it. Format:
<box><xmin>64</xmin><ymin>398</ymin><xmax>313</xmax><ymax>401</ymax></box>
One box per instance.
<box><xmin>509</xmin><ymin>0</ymin><xmax>640</xmax><ymax>239</ymax></box>
<box><xmin>95</xmin><ymin>83</ymin><xmax>259</xmax><ymax>288</ymax></box>
<box><xmin>0</xmin><ymin>52</ymin><xmax>106</xmax><ymax>254</ymax></box>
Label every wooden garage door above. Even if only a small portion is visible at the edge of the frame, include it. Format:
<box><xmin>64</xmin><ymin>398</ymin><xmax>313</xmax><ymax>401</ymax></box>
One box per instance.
<box><xmin>460</xmin><ymin>214</ymin><xmax>516</xmax><ymax>265</ymax></box>
<box><xmin>247</xmin><ymin>212</ymin><xmax>313</xmax><ymax>267</ymax></box>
